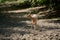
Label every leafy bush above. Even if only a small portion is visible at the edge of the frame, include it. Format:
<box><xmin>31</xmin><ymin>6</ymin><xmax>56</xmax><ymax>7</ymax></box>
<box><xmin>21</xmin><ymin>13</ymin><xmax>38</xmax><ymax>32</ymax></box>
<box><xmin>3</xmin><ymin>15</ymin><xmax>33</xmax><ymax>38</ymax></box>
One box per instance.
<box><xmin>0</xmin><ymin>0</ymin><xmax>16</xmax><ymax>3</ymax></box>
<box><xmin>0</xmin><ymin>0</ymin><xmax>59</xmax><ymax>9</ymax></box>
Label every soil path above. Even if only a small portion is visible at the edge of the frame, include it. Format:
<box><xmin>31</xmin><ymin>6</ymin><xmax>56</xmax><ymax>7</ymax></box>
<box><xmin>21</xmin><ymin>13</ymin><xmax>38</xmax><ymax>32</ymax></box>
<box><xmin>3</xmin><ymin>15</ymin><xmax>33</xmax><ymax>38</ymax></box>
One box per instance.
<box><xmin>0</xmin><ymin>19</ymin><xmax>60</xmax><ymax>40</ymax></box>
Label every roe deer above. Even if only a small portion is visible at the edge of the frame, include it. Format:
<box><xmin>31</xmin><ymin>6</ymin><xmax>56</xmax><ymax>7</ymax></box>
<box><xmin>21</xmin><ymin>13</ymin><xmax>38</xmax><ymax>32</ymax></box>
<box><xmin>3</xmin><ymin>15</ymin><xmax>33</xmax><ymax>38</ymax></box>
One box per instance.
<box><xmin>27</xmin><ymin>14</ymin><xmax>38</xmax><ymax>30</ymax></box>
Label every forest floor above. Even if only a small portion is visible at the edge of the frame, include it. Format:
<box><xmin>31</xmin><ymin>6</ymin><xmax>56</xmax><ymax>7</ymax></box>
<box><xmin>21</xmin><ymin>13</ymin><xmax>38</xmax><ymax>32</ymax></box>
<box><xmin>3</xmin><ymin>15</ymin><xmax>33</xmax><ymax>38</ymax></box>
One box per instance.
<box><xmin>0</xmin><ymin>18</ymin><xmax>60</xmax><ymax>40</ymax></box>
<box><xmin>0</xmin><ymin>6</ymin><xmax>60</xmax><ymax>40</ymax></box>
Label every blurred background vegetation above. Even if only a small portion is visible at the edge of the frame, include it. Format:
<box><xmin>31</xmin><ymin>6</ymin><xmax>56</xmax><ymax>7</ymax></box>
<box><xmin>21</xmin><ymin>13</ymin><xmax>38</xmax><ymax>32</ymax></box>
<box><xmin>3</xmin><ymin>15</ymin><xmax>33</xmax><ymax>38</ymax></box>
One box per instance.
<box><xmin>0</xmin><ymin>0</ymin><xmax>60</xmax><ymax>8</ymax></box>
<box><xmin>0</xmin><ymin>0</ymin><xmax>60</xmax><ymax>19</ymax></box>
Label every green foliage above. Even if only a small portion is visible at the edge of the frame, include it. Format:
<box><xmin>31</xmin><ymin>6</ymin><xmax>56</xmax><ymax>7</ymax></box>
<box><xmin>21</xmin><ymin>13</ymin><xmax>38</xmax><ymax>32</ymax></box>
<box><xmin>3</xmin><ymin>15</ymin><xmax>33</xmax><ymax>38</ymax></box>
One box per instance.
<box><xmin>0</xmin><ymin>0</ymin><xmax>17</xmax><ymax>3</ymax></box>
<box><xmin>27</xmin><ymin>0</ymin><xmax>47</xmax><ymax>7</ymax></box>
<box><xmin>0</xmin><ymin>0</ymin><xmax>28</xmax><ymax>3</ymax></box>
<box><xmin>31</xmin><ymin>0</ymin><xmax>60</xmax><ymax>9</ymax></box>
<box><xmin>0</xmin><ymin>0</ymin><xmax>59</xmax><ymax>9</ymax></box>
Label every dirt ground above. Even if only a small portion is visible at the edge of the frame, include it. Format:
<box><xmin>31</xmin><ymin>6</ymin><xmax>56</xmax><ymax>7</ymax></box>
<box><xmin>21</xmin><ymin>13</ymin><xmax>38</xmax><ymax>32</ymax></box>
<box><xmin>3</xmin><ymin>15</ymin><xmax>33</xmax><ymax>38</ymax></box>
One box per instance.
<box><xmin>0</xmin><ymin>18</ymin><xmax>60</xmax><ymax>40</ymax></box>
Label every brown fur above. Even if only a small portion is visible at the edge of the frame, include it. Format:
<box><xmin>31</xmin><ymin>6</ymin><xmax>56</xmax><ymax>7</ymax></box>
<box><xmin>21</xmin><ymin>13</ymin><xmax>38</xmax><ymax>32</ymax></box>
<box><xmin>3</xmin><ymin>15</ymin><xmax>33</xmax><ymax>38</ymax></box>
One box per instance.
<box><xmin>27</xmin><ymin>14</ymin><xmax>37</xmax><ymax>25</ymax></box>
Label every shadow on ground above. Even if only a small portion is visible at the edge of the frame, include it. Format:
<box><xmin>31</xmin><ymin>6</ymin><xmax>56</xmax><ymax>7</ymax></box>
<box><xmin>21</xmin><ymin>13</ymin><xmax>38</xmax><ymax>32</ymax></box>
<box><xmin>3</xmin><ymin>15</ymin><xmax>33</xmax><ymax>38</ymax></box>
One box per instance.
<box><xmin>0</xmin><ymin>17</ymin><xmax>32</xmax><ymax>37</ymax></box>
<box><xmin>0</xmin><ymin>17</ymin><xmax>28</xmax><ymax>28</ymax></box>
